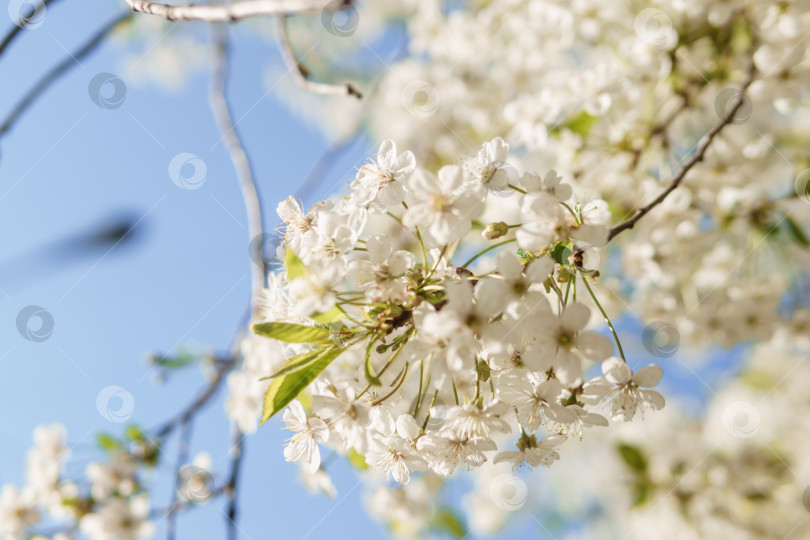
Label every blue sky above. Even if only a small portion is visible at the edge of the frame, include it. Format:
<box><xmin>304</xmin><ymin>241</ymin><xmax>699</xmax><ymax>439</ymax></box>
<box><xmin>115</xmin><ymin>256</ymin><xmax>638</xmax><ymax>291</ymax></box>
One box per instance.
<box><xmin>0</xmin><ymin>2</ymin><xmax>747</xmax><ymax>539</ymax></box>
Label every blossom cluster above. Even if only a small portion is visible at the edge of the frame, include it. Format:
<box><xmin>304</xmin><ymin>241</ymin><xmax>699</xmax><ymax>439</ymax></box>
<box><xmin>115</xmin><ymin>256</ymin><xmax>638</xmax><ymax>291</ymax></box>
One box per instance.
<box><xmin>348</xmin><ymin>0</ymin><xmax>810</xmax><ymax>352</ymax></box>
<box><xmin>0</xmin><ymin>426</ymin><xmax>158</xmax><ymax>540</ymax></box>
<box><xmin>236</xmin><ymin>138</ymin><xmax>666</xmax><ymax>486</ymax></box>
<box><xmin>478</xmin><ymin>334</ymin><xmax>810</xmax><ymax>540</ymax></box>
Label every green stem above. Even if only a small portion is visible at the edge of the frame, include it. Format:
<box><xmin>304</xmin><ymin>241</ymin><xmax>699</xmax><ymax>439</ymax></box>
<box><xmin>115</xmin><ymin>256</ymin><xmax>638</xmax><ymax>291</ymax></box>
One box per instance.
<box><xmin>414</xmin><ymin>360</ymin><xmax>425</xmax><ymax>416</ymax></box>
<box><xmin>461</xmin><ymin>238</ymin><xmax>516</xmax><ymax>268</ymax></box>
<box><xmin>372</xmin><ymin>363</ymin><xmax>409</xmax><ymax>406</ymax></box>
<box><xmin>579</xmin><ymin>272</ymin><xmax>626</xmax><ymax>362</ymax></box>
<box><xmin>508</xmin><ymin>183</ymin><xmax>527</xmax><ymax>194</ymax></box>
<box><xmin>363</xmin><ymin>336</ymin><xmax>382</xmax><ymax>386</ymax></box>
<box><xmin>563</xmin><ymin>273</ymin><xmax>574</xmax><ymax>306</ymax></box>
<box><xmin>415</xmin><ymin>226</ymin><xmax>429</xmax><ymax>271</ymax></box>
<box><xmin>560</xmin><ymin>202</ymin><xmax>580</xmax><ymax>223</ymax></box>
<box><xmin>425</xmin><ymin>245</ymin><xmax>447</xmax><ymax>281</ymax></box>
<box><xmin>421</xmin><ymin>390</ymin><xmax>439</xmax><ymax>431</ymax></box>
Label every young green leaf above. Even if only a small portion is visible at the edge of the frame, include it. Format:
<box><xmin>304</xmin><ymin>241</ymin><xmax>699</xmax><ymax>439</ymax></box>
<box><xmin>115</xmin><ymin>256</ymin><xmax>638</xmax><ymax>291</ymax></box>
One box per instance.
<box><xmin>565</xmin><ymin>111</ymin><xmax>597</xmax><ymax>137</ymax></box>
<box><xmin>261</xmin><ymin>347</ymin><xmax>344</xmax><ymax>424</ymax></box>
<box><xmin>346</xmin><ymin>449</ymin><xmax>369</xmax><ymax>471</ymax></box>
<box><xmin>782</xmin><ymin>215</ymin><xmax>810</xmax><ymax>247</ymax></box>
<box><xmin>364</xmin><ymin>339</ymin><xmax>382</xmax><ymax>386</ymax></box>
<box><xmin>618</xmin><ymin>443</ymin><xmax>648</xmax><ymax>473</ymax></box>
<box><xmin>285</xmin><ymin>248</ymin><xmax>307</xmax><ymax>280</ymax></box>
<box><xmin>97</xmin><ymin>433</ymin><xmax>121</xmax><ymax>451</ymax></box>
<box><xmin>311</xmin><ymin>305</ymin><xmax>346</xmax><ymax>324</ymax></box>
<box><xmin>262</xmin><ymin>348</ymin><xmax>327</xmax><ymax>379</ymax></box>
<box><xmin>429</xmin><ymin>508</ymin><xmax>467</xmax><ymax>539</ymax></box>
<box><xmin>252</xmin><ymin>322</ymin><xmax>331</xmax><ymax>343</ymax></box>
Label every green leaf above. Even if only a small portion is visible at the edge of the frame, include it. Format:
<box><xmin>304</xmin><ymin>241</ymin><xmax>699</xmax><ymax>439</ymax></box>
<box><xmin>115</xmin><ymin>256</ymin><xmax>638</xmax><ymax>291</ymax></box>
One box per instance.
<box><xmin>549</xmin><ymin>242</ymin><xmax>572</xmax><ymax>265</ymax></box>
<box><xmin>429</xmin><ymin>508</ymin><xmax>467</xmax><ymax>539</ymax></box>
<box><xmin>261</xmin><ymin>347</ymin><xmax>343</xmax><ymax>424</ymax></box>
<box><xmin>262</xmin><ymin>348</ymin><xmax>328</xmax><ymax>379</ymax></box>
<box><xmin>516</xmin><ymin>247</ymin><xmax>535</xmax><ymax>265</ymax></box>
<box><xmin>565</xmin><ymin>111</ymin><xmax>597</xmax><ymax>137</ymax></box>
<box><xmin>631</xmin><ymin>481</ymin><xmax>650</xmax><ymax>507</ymax></box>
<box><xmin>285</xmin><ymin>248</ymin><xmax>306</xmax><ymax>280</ymax></box>
<box><xmin>311</xmin><ymin>305</ymin><xmax>346</xmax><ymax>324</ymax></box>
<box><xmin>618</xmin><ymin>443</ymin><xmax>648</xmax><ymax>473</ymax></box>
<box><xmin>782</xmin><ymin>215</ymin><xmax>810</xmax><ymax>247</ymax></box>
<box><xmin>150</xmin><ymin>352</ymin><xmax>194</xmax><ymax>370</ymax></box>
<box><xmin>364</xmin><ymin>339</ymin><xmax>382</xmax><ymax>386</ymax></box>
<box><xmin>346</xmin><ymin>449</ymin><xmax>369</xmax><ymax>471</ymax></box>
<box><xmin>125</xmin><ymin>424</ymin><xmax>145</xmax><ymax>442</ymax></box>
<box><xmin>477</xmin><ymin>359</ymin><xmax>490</xmax><ymax>382</ymax></box>
<box><xmin>97</xmin><ymin>433</ymin><xmax>121</xmax><ymax>451</ymax></box>
<box><xmin>252</xmin><ymin>322</ymin><xmax>331</xmax><ymax>343</ymax></box>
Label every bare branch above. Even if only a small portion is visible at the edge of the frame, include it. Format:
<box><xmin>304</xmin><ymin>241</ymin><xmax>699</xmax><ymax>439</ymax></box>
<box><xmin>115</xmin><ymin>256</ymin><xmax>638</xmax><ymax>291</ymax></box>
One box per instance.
<box><xmin>608</xmin><ymin>62</ymin><xmax>757</xmax><ymax>242</ymax></box>
<box><xmin>167</xmin><ymin>421</ymin><xmax>193</xmax><ymax>540</ymax></box>
<box><xmin>275</xmin><ymin>14</ymin><xmax>362</xmax><ymax>98</ymax></box>
<box><xmin>152</xmin><ymin>356</ymin><xmax>233</xmax><ymax>439</ymax></box>
<box><xmin>209</xmin><ymin>23</ymin><xmax>267</xmax><ymax>315</ymax></box>
<box><xmin>0</xmin><ymin>0</ymin><xmax>60</xmax><ymax>57</ymax></box>
<box><xmin>298</xmin><ymin>130</ymin><xmax>360</xmax><ymax>199</ymax></box>
<box><xmin>225</xmin><ymin>426</ymin><xmax>245</xmax><ymax>540</ymax></box>
<box><xmin>0</xmin><ymin>11</ymin><xmax>132</xmax><ymax>138</ymax></box>
<box><xmin>124</xmin><ymin>0</ymin><xmax>346</xmax><ymax>22</ymax></box>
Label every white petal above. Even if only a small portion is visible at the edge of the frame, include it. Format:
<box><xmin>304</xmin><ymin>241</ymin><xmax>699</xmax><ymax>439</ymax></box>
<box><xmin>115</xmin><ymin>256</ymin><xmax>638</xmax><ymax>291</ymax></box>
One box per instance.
<box><xmin>525</xmin><ymin>257</ymin><xmax>554</xmax><ymax>283</ymax></box>
<box><xmin>391</xmin><ymin>150</ymin><xmax>416</xmax><ymax>177</ymax></box>
<box><xmin>366</xmin><ymin>235</ymin><xmax>391</xmax><ymax>264</ymax></box>
<box><xmin>561</xmin><ymin>303</ymin><xmax>590</xmax><ymax>332</ymax></box>
<box><xmin>475</xmin><ymin>279</ymin><xmax>508</xmax><ymax>317</ymax></box>
<box><xmin>577</xmin><ymin>331</ymin><xmax>614</xmax><ymax>361</ymax></box>
<box><xmin>396</xmin><ymin>414</ymin><xmax>421</xmax><ymax>441</ymax></box>
<box><xmin>602</xmin><ymin>357</ymin><xmax>632</xmax><ymax>385</ymax></box>
<box><xmin>633</xmin><ymin>365</ymin><xmax>663</xmax><ymax>387</ymax></box>
<box><xmin>377</xmin><ymin>139</ymin><xmax>397</xmax><ymax>168</ymax></box>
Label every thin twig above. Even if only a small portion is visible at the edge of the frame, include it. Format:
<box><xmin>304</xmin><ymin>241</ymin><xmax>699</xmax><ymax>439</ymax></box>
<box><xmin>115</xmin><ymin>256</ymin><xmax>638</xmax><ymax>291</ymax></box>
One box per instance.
<box><xmin>225</xmin><ymin>426</ymin><xmax>245</xmax><ymax>540</ymax></box>
<box><xmin>0</xmin><ymin>11</ymin><xmax>133</xmax><ymax>138</ymax></box>
<box><xmin>608</xmin><ymin>62</ymin><xmax>757</xmax><ymax>241</ymax></box>
<box><xmin>209</xmin><ymin>23</ymin><xmax>267</xmax><ymax>315</ymax></box>
<box><xmin>167</xmin><ymin>421</ymin><xmax>193</xmax><ymax>540</ymax></box>
<box><xmin>274</xmin><ymin>14</ymin><xmax>362</xmax><ymax>98</ymax></box>
<box><xmin>152</xmin><ymin>484</ymin><xmax>229</xmax><ymax>519</ymax></box>
<box><xmin>152</xmin><ymin>357</ymin><xmax>233</xmax><ymax>439</ymax></box>
<box><xmin>0</xmin><ymin>0</ymin><xmax>60</xmax><ymax>57</ymax></box>
<box><xmin>124</xmin><ymin>0</ymin><xmax>346</xmax><ymax>22</ymax></box>
<box><xmin>296</xmin><ymin>130</ymin><xmax>359</xmax><ymax>200</ymax></box>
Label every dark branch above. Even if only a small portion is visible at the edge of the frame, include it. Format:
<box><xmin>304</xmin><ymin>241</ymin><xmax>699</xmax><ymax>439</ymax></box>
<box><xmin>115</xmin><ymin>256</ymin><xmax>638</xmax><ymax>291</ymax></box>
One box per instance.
<box><xmin>608</xmin><ymin>62</ymin><xmax>757</xmax><ymax>242</ymax></box>
<box><xmin>0</xmin><ymin>0</ymin><xmax>60</xmax><ymax>57</ymax></box>
<box><xmin>225</xmin><ymin>426</ymin><xmax>245</xmax><ymax>540</ymax></box>
<box><xmin>0</xmin><ymin>11</ymin><xmax>133</xmax><ymax>138</ymax></box>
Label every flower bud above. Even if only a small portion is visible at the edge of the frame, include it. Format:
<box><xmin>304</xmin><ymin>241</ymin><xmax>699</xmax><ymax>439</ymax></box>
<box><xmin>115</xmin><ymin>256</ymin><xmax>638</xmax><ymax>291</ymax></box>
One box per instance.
<box><xmin>482</xmin><ymin>221</ymin><xmax>509</xmax><ymax>240</ymax></box>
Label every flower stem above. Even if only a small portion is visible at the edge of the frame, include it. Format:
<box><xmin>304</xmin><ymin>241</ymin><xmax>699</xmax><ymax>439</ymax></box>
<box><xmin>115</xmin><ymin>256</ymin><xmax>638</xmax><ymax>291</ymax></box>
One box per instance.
<box><xmin>461</xmin><ymin>238</ymin><xmax>516</xmax><ymax>268</ymax></box>
<box><xmin>372</xmin><ymin>362</ymin><xmax>409</xmax><ymax>406</ymax></box>
<box><xmin>579</xmin><ymin>272</ymin><xmax>626</xmax><ymax>362</ymax></box>
<box><xmin>560</xmin><ymin>202</ymin><xmax>580</xmax><ymax>223</ymax></box>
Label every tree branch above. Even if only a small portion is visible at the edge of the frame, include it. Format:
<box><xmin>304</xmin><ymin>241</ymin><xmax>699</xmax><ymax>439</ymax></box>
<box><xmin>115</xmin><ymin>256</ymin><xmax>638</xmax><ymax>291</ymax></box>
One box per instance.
<box><xmin>225</xmin><ymin>426</ymin><xmax>245</xmax><ymax>540</ymax></box>
<box><xmin>0</xmin><ymin>11</ymin><xmax>132</xmax><ymax>138</ymax></box>
<box><xmin>274</xmin><ymin>14</ymin><xmax>362</xmax><ymax>98</ymax></box>
<box><xmin>607</xmin><ymin>63</ymin><xmax>757</xmax><ymax>242</ymax></box>
<box><xmin>0</xmin><ymin>0</ymin><xmax>60</xmax><ymax>57</ymax></box>
<box><xmin>209</xmin><ymin>23</ymin><xmax>267</xmax><ymax>315</ymax></box>
<box><xmin>152</xmin><ymin>356</ymin><xmax>234</xmax><ymax>439</ymax></box>
<box><xmin>124</xmin><ymin>0</ymin><xmax>347</xmax><ymax>22</ymax></box>
<box><xmin>167</xmin><ymin>420</ymin><xmax>193</xmax><ymax>540</ymax></box>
